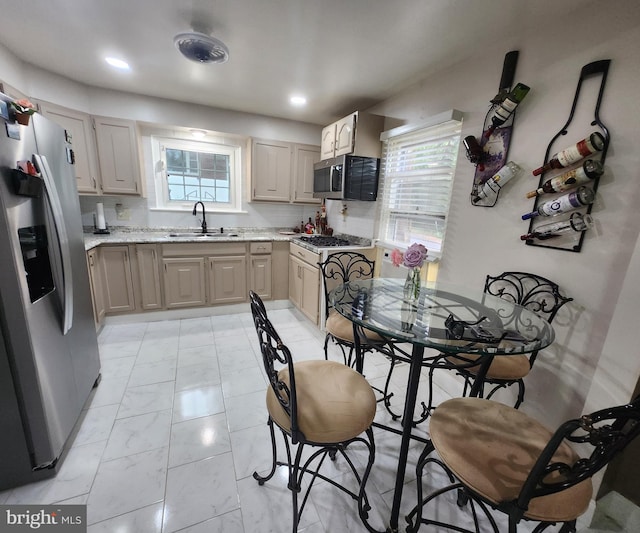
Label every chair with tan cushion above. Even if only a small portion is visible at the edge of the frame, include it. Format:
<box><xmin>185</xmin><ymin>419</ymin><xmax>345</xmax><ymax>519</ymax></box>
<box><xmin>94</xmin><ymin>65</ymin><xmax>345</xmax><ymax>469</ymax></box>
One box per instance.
<box><xmin>443</xmin><ymin>271</ymin><xmax>572</xmax><ymax>408</ymax></box>
<box><xmin>406</xmin><ymin>396</ymin><xmax>640</xmax><ymax>533</ymax></box>
<box><xmin>318</xmin><ymin>251</ymin><xmax>401</xmax><ymax>419</ymax></box>
<box><xmin>249</xmin><ymin>291</ymin><xmax>380</xmax><ymax>533</ymax></box>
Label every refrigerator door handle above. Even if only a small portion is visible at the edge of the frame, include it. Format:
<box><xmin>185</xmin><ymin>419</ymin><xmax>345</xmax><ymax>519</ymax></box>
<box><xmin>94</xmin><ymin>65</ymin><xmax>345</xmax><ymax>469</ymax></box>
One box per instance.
<box><xmin>34</xmin><ymin>154</ymin><xmax>74</xmax><ymax>335</ymax></box>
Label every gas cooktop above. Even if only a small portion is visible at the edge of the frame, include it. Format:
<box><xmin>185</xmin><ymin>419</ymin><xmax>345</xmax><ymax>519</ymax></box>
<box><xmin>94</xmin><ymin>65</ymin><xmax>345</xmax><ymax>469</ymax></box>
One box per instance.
<box><xmin>292</xmin><ymin>234</ymin><xmax>371</xmax><ymax>251</ymax></box>
<box><xmin>297</xmin><ymin>235</ymin><xmax>352</xmax><ymax>247</ymax></box>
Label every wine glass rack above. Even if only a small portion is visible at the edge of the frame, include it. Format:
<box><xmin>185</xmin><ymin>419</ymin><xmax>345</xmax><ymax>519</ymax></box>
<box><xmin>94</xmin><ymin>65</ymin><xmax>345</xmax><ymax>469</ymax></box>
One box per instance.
<box><xmin>524</xmin><ymin>59</ymin><xmax>611</xmax><ymax>252</ymax></box>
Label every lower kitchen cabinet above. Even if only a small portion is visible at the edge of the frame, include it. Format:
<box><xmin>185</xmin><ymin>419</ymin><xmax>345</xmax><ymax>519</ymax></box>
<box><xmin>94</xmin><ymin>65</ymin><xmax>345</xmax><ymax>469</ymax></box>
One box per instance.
<box><xmin>289</xmin><ymin>253</ymin><xmax>320</xmax><ymax>325</ymax></box>
<box><xmin>100</xmin><ymin>245</ymin><xmax>136</xmax><ymax>313</ymax></box>
<box><xmin>136</xmin><ymin>244</ymin><xmax>163</xmax><ymax>310</ymax></box>
<box><xmin>209</xmin><ymin>256</ymin><xmax>247</xmax><ymax>304</ymax></box>
<box><xmin>162</xmin><ymin>242</ymin><xmax>250</xmax><ymax>307</ymax></box>
<box><xmin>87</xmin><ymin>240</ymin><xmax>282</xmax><ymax>318</ymax></box>
<box><xmin>163</xmin><ymin>257</ymin><xmax>207</xmax><ymax>309</ymax></box>
<box><xmin>249</xmin><ymin>242</ymin><xmax>273</xmax><ymax>299</ymax></box>
<box><xmin>271</xmin><ymin>241</ymin><xmax>290</xmax><ymax>300</ymax></box>
<box><xmin>86</xmin><ymin>248</ymin><xmax>106</xmax><ymax>327</ymax></box>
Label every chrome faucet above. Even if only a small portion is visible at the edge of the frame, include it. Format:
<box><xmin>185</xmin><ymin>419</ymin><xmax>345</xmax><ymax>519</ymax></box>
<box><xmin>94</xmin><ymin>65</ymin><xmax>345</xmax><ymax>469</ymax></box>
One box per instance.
<box><xmin>192</xmin><ymin>201</ymin><xmax>207</xmax><ymax>233</ymax></box>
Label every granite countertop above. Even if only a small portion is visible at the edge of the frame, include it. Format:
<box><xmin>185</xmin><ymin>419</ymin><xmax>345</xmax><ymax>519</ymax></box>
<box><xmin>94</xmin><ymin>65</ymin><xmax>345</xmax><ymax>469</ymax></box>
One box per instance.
<box><xmin>83</xmin><ymin>227</ymin><xmax>297</xmax><ymax>251</ymax></box>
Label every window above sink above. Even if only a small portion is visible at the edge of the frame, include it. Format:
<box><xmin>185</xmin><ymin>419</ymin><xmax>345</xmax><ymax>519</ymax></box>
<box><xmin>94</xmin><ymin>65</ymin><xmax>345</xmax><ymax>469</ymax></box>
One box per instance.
<box><xmin>150</xmin><ymin>134</ymin><xmax>244</xmax><ymax>214</ymax></box>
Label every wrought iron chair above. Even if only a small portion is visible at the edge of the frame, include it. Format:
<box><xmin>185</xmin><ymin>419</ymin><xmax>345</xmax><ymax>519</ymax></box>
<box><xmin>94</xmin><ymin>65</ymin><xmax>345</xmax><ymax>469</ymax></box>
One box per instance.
<box><xmin>318</xmin><ymin>251</ymin><xmax>400</xmax><ymax>415</ymax></box>
<box><xmin>249</xmin><ymin>291</ymin><xmax>380</xmax><ymax>533</ymax></box>
<box><xmin>406</xmin><ymin>395</ymin><xmax>640</xmax><ymax>533</ymax></box>
<box><xmin>441</xmin><ymin>271</ymin><xmax>572</xmax><ymax>408</ymax></box>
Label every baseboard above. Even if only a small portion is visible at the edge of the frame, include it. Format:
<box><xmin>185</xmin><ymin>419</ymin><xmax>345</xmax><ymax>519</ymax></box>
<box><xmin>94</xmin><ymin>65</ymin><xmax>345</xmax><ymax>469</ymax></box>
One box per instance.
<box><xmin>103</xmin><ymin>299</ymin><xmax>293</xmax><ymax>325</ymax></box>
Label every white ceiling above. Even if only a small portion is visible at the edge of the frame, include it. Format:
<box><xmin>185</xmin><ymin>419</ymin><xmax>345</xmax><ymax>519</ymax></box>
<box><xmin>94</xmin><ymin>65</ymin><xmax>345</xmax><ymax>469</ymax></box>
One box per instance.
<box><xmin>0</xmin><ymin>0</ymin><xmax>595</xmax><ymax>125</ymax></box>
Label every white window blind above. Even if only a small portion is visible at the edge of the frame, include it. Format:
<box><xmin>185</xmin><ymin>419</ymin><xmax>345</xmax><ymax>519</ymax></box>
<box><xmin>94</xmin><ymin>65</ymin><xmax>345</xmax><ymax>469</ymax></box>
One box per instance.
<box><xmin>377</xmin><ymin>115</ymin><xmax>462</xmax><ymax>256</ymax></box>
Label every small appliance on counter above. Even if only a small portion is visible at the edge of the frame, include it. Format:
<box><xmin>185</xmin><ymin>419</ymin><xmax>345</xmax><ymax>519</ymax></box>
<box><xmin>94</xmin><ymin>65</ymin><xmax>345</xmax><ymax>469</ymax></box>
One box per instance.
<box><xmin>93</xmin><ymin>202</ymin><xmax>110</xmax><ymax>234</ymax></box>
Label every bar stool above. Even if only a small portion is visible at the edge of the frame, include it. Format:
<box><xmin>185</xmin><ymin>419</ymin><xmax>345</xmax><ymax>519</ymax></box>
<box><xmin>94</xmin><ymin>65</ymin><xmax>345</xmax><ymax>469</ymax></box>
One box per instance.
<box><xmin>406</xmin><ymin>396</ymin><xmax>640</xmax><ymax>533</ymax></box>
<box><xmin>249</xmin><ymin>291</ymin><xmax>381</xmax><ymax>533</ymax></box>
<box><xmin>441</xmin><ymin>271</ymin><xmax>572</xmax><ymax>408</ymax></box>
<box><xmin>318</xmin><ymin>251</ymin><xmax>400</xmax><ymax>416</ymax></box>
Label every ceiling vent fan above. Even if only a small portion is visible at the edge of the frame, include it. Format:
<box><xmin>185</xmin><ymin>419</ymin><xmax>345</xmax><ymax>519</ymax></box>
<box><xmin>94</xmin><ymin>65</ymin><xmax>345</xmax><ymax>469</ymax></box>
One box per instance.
<box><xmin>174</xmin><ymin>31</ymin><xmax>229</xmax><ymax>64</ymax></box>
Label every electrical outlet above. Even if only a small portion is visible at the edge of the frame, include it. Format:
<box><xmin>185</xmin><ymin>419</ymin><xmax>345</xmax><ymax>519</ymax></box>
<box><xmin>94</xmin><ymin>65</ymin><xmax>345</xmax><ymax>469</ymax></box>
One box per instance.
<box><xmin>115</xmin><ymin>203</ymin><xmax>130</xmax><ymax>221</ymax></box>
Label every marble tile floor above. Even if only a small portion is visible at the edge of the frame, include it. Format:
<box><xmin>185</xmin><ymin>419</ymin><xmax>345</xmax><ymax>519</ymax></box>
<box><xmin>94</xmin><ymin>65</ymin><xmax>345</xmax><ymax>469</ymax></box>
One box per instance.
<box><xmin>0</xmin><ymin>304</ymin><xmax>603</xmax><ymax>532</ymax></box>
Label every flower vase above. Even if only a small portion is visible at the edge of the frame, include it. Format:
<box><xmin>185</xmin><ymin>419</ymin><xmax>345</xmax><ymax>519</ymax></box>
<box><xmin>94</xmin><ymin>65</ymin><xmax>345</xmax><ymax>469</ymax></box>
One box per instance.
<box><xmin>15</xmin><ymin>113</ymin><xmax>30</xmax><ymax>126</ymax></box>
<box><xmin>403</xmin><ymin>267</ymin><xmax>421</xmax><ymax>302</ymax></box>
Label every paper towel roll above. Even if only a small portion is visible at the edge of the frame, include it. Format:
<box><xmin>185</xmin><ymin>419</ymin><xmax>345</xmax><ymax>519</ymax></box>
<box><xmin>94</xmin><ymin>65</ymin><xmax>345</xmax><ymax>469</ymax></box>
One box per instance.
<box><xmin>96</xmin><ymin>203</ymin><xmax>106</xmax><ymax>230</ymax></box>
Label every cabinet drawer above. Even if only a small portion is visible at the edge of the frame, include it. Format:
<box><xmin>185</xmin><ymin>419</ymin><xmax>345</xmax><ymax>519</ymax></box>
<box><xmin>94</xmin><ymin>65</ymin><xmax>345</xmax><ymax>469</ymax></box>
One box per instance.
<box><xmin>250</xmin><ymin>242</ymin><xmax>272</xmax><ymax>254</ymax></box>
<box><xmin>162</xmin><ymin>242</ymin><xmax>247</xmax><ymax>257</ymax></box>
<box><xmin>289</xmin><ymin>242</ymin><xmax>320</xmax><ymax>266</ymax></box>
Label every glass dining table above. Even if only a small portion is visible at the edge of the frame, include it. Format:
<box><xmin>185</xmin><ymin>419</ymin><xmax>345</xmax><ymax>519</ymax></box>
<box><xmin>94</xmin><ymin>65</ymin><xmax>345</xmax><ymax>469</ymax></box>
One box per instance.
<box><xmin>329</xmin><ymin>278</ymin><xmax>555</xmax><ymax>533</ymax></box>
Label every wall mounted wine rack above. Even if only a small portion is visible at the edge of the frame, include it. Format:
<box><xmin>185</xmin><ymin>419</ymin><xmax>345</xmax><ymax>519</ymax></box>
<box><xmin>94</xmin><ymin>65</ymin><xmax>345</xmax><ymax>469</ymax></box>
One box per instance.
<box><xmin>524</xmin><ymin>59</ymin><xmax>611</xmax><ymax>252</ymax></box>
<box><xmin>469</xmin><ymin>51</ymin><xmax>524</xmax><ymax>207</ymax></box>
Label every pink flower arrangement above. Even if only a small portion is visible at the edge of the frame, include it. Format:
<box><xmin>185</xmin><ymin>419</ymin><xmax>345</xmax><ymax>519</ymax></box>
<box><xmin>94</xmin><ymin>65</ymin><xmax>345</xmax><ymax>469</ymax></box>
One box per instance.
<box><xmin>11</xmin><ymin>98</ymin><xmax>36</xmax><ymax>115</ymax></box>
<box><xmin>391</xmin><ymin>243</ymin><xmax>428</xmax><ymax>269</ymax></box>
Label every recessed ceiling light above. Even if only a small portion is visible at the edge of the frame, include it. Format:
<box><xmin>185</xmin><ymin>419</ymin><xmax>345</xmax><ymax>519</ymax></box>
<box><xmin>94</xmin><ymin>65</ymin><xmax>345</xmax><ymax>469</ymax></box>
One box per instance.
<box><xmin>190</xmin><ymin>130</ymin><xmax>207</xmax><ymax>139</ymax></box>
<box><xmin>105</xmin><ymin>57</ymin><xmax>130</xmax><ymax>70</ymax></box>
<box><xmin>290</xmin><ymin>95</ymin><xmax>307</xmax><ymax>107</ymax></box>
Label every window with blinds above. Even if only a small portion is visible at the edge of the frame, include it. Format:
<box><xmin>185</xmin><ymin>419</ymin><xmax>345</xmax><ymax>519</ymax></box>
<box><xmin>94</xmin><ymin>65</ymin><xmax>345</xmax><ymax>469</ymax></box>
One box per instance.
<box><xmin>377</xmin><ymin>111</ymin><xmax>462</xmax><ymax>257</ymax></box>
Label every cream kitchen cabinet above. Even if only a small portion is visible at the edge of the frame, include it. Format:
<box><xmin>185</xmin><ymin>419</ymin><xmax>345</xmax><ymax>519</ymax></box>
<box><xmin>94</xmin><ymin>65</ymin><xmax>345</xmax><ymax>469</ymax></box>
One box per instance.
<box><xmin>251</xmin><ymin>138</ymin><xmax>292</xmax><ymax>202</ymax></box>
<box><xmin>271</xmin><ymin>241</ymin><xmax>290</xmax><ymax>301</ymax></box>
<box><xmin>37</xmin><ymin>101</ymin><xmax>101</xmax><ymax>194</ymax></box>
<box><xmin>291</xmin><ymin>144</ymin><xmax>321</xmax><ymax>204</ymax></box>
<box><xmin>251</xmin><ymin>138</ymin><xmax>320</xmax><ymax>204</ymax></box>
<box><xmin>136</xmin><ymin>244</ymin><xmax>163</xmax><ymax>310</ymax></box>
<box><xmin>162</xmin><ymin>242</ymin><xmax>248</xmax><ymax>308</ymax></box>
<box><xmin>100</xmin><ymin>245</ymin><xmax>136</xmax><ymax>313</ymax></box>
<box><xmin>209</xmin><ymin>255</ymin><xmax>247</xmax><ymax>304</ymax></box>
<box><xmin>86</xmin><ymin>248</ymin><xmax>106</xmax><ymax>327</ymax></box>
<box><xmin>288</xmin><ymin>243</ymin><xmax>320</xmax><ymax>324</ymax></box>
<box><xmin>0</xmin><ymin>80</ymin><xmax>29</xmax><ymax>101</ymax></box>
<box><xmin>163</xmin><ymin>257</ymin><xmax>207</xmax><ymax>309</ymax></box>
<box><xmin>93</xmin><ymin>116</ymin><xmax>144</xmax><ymax>196</ymax></box>
<box><xmin>320</xmin><ymin>111</ymin><xmax>384</xmax><ymax>159</ymax></box>
<box><xmin>249</xmin><ymin>242</ymin><xmax>272</xmax><ymax>299</ymax></box>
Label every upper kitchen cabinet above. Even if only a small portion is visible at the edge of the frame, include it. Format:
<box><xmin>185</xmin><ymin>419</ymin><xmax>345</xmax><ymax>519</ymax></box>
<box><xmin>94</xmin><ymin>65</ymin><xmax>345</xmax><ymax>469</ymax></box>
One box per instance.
<box><xmin>93</xmin><ymin>116</ymin><xmax>144</xmax><ymax>196</ymax></box>
<box><xmin>251</xmin><ymin>138</ymin><xmax>292</xmax><ymax>202</ymax></box>
<box><xmin>0</xmin><ymin>81</ymin><xmax>29</xmax><ymax>101</ymax></box>
<box><xmin>320</xmin><ymin>111</ymin><xmax>385</xmax><ymax>159</ymax></box>
<box><xmin>291</xmin><ymin>143</ymin><xmax>321</xmax><ymax>204</ymax></box>
<box><xmin>251</xmin><ymin>138</ymin><xmax>320</xmax><ymax>204</ymax></box>
<box><xmin>37</xmin><ymin>101</ymin><xmax>101</xmax><ymax>194</ymax></box>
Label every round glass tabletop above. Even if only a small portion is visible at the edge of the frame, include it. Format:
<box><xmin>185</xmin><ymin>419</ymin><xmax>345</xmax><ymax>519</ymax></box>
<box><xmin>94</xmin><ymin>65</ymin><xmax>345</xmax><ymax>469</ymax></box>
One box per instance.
<box><xmin>329</xmin><ymin>278</ymin><xmax>555</xmax><ymax>355</ymax></box>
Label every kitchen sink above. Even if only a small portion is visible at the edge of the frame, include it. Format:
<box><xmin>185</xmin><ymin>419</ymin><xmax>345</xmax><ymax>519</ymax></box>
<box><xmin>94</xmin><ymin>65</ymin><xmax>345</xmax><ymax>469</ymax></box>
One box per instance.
<box><xmin>167</xmin><ymin>232</ymin><xmax>239</xmax><ymax>238</ymax></box>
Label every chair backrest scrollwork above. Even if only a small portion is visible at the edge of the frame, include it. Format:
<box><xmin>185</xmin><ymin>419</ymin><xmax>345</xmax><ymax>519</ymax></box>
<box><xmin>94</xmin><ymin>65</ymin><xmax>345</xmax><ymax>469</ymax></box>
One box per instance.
<box><xmin>516</xmin><ymin>395</ymin><xmax>640</xmax><ymax>514</ymax></box>
<box><xmin>318</xmin><ymin>252</ymin><xmax>375</xmax><ymax>319</ymax></box>
<box><xmin>249</xmin><ymin>291</ymin><xmax>302</xmax><ymax>442</ymax></box>
<box><xmin>484</xmin><ymin>271</ymin><xmax>573</xmax><ymax>325</ymax></box>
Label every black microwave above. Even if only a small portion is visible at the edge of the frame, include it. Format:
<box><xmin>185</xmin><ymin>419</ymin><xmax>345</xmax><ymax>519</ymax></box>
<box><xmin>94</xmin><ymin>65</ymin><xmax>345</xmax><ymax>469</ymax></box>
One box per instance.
<box><xmin>313</xmin><ymin>155</ymin><xmax>380</xmax><ymax>201</ymax></box>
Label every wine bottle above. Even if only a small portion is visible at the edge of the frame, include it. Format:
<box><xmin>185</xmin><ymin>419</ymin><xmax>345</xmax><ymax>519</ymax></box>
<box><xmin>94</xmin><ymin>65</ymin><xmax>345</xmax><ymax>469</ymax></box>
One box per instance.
<box><xmin>484</xmin><ymin>83</ymin><xmax>530</xmax><ymax>138</ymax></box>
<box><xmin>472</xmin><ymin>161</ymin><xmax>522</xmax><ymax>203</ymax></box>
<box><xmin>521</xmin><ymin>186</ymin><xmax>595</xmax><ymax>220</ymax></box>
<box><xmin>532</xmin><ymin>132</ymin><xmax>605</xmax><ymax>176</ymax></box>
<box><xmin>463</xmin><ymin>135</ymin><xmax>485</xmax><ymax>170</ymax></box>
<box><xmin>526</xmin><ymin>159</ymin><xmax>604</xmax><ymax>198</ymax></box>
<box><xmin>520</xmin><ymin>212</ymin><xmax>593</xmax><ymax>241</ymax></box>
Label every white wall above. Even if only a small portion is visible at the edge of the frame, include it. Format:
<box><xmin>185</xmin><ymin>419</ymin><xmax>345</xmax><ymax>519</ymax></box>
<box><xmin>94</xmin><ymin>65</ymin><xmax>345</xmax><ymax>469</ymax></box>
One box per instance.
<box><xmin>370</xmin><ymin>3</ymin><xmax>640</xmax><ymax>430</ymax></box>
<box><xmin>0</xmin><ymin>57</ymin><xmax>325</xmax><ymax>232</ymax></box>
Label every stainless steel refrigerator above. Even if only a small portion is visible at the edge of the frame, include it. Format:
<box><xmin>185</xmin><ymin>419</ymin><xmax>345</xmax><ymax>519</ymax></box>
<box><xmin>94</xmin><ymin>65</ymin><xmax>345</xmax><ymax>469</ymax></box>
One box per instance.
<box><xmin>0</xmin><ymin>104</ymin><xmax>101</xmax><ymax>490</ymax></box>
